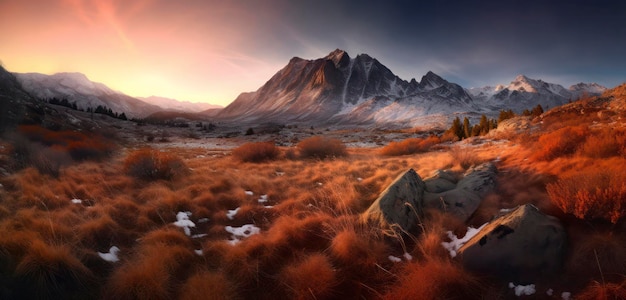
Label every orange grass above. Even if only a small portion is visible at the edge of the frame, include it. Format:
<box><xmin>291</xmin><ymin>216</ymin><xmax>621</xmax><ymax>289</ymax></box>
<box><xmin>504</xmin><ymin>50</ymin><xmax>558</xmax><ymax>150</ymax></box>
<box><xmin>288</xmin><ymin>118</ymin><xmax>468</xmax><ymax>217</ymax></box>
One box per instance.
<box><xmin>379</xmin><ymin>136</ymin><xmax>441</xmax><ymax>156</ymax></box>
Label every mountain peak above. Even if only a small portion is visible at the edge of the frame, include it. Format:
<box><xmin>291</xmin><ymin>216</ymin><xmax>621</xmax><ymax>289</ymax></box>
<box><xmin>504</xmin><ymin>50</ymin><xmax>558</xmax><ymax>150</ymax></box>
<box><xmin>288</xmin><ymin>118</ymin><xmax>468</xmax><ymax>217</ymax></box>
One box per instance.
<box><xmin>419</xmin><ymin>71</ymin><xmax>446</xmax><ymax>90</ymax></box>
<box><xmin>325</xmin><ymin>49</ymin><xmax>350</xmax><ymax>68</ymax></box>
<box><xmin>513</xmin><ymin>74</ymin><xmax>531</xmax><ymax>82</ymax></box>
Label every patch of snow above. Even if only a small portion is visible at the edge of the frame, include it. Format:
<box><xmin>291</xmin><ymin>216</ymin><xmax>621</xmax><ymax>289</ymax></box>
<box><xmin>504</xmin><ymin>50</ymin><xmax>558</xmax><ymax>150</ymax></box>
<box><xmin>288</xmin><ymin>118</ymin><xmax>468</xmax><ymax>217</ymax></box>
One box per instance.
<box><xmin>225</xmin><ymin>224</ymin><xmax>261</xmax><ymax>245</ymax></box>
<box><xmin>509</xmin><ymin>282</ymin><xmax>536</xmax><ymax>296</ymax></box>
<box><xmin>173</xmin><ymin>211</ymin><xmax>195</xmax><ymax>236</ymax></box>
<box><xmin>388</xmin><ymin>255</ymin><xmax>402</xmax><ymax>263</ymax></box>
<box><xmin>71</xmin><ymin>199</ymin><xmax>82</xmax><ymax>204</ymax></box>
<box><xmin>98</xmin><ymin>246</ymin><xmax>120</xmax><ymax>262</ymax></box>
<box><xmin>441</xmin><ymin>223</ymin><xmax>488</xmax><ymax>257</ymax></box>
<box><xmin>258</xmin><ymin>194</ymin><xmax>268</xmax><ymax>203</ymax></box>
<box><xmin>275</xmin><ymin>172</ymin><xmax>285</xmax><ymax>176</ymax></box>
<box><xmin>403</xmin><ymin>252</ymin><xmax>413</xmax><ymax>261</ymax></box>
<box><xmin>263</xmin><ymin>205</ymin><xmax>274</xmax><ymax>209</ymax></box>
<box><xmin>198</xmin><ymin>218</ymin><xmax>210</xmax><ymax>223</ymax></box>
<box><xmin>546</xmin><ymin>289</ymin><xmax>553</xmax><ymax>296</ymax></box>
<box><xmin>191</xmin><ymin>233</ymin><xmax>208</xmax><ymax>239</ymax></box>
<box><xmin>316</xmin><ymin>182</ymin><xmax>323</xmax><ymax>186</ymax></box>
<box><xmin>194</xmin><ymin>249</ymin><xmax>203</xmax><ymax>256</ymax></box>
<box><xmin>561</xmin><ymin>292</ymin><xmax>571</xmax><ymax>300</ymax></box>
<box><xmin>245</xmin><ymin>191</ymin><xmax>254</xmax><ymax>196</ymax></box>
<box><xmin>226</xmin><ymin>207</ymin><xmax>240</xmax><ymax>220</ymax></box>
<box><xmin>357</xmin><ymin>177</ymin><xmax>363</xmax><ymax>182</ymax></box>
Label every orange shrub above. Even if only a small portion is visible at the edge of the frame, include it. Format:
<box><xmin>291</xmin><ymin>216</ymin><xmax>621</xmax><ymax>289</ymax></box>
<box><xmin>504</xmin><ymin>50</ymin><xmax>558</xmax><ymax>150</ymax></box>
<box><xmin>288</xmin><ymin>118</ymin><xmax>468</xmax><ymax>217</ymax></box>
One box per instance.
<box><xmin>231</xmin><ymin>142</ymin><xmax>280</xmax><ymax>163</ymax></box>
<box><xmin>578</xmin><ymin>128</ymin><xmax>626</xmax><ymax>158</ymax></box>
<box><xmin>379</xmin><ymin>136</ymin><xmax>441</xmax><ymax>156</ymax></box>
<box><xmin>297</xmin><ymin>136</ymin><xmax>347</xmax><ymax>159</ymax></box>
<box><xmin>124</xmin><ymin>148</ymin><xmax>189</xmax><ymax>181</ymax></box>
<box><xmin>179</xmin><ymin>271</ymin><xmax>240</xmax><ymax>300</ymax></box>
<box><xmin>532</xmin><ymin>126</ymin><xmax>589</xmax><ymax>161</ymax></box>
<box><xmin>576</xmin><ymin>280</ymin><xmax>626</xmax><ymax>300</ymax></box>
<box><xmin>547</xmin><ymin>171</ymin><xmax>626</xmax><ymax>223</ymax></box>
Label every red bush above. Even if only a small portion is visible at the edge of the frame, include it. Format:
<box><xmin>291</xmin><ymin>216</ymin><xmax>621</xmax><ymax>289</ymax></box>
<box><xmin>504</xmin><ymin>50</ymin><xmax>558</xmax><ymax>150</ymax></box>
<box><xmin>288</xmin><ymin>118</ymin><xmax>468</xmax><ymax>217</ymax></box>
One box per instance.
<box><xmin>124</xmin><ymin>148</ymin><xmax>189</xmax><ymax>181</ymax></box>
<box><xmin>547</xmin><ymin>170</ymin><xmax>626</xmax><ymax>223</ymax></box>
<box><xmin>231</xmin><ymin>142</ymin><xmax>280</xmax><ymax>163</ymax></box>
<box><xmin>379</xmin><ymin>136</ymin><xmax>441</xmax><ymax>156</ymax></box>
<box><xmin>297</xmin><ymin>136</ymin><xmax>347</xmax><ymax>159</ymax></box>
<box><xmin>532</xmin><ymin>126</ymin><xmax>589</xmax><ymax>161</ymax></box>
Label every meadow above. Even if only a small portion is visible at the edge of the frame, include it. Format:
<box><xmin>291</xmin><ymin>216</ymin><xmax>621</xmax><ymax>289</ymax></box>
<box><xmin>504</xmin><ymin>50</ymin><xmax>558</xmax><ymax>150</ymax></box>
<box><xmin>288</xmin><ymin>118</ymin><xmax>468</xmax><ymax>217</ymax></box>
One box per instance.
<box><xmin>0</xmin><ymin>101</ymin><xmax>625</xmax><ymax>299</ymax></box>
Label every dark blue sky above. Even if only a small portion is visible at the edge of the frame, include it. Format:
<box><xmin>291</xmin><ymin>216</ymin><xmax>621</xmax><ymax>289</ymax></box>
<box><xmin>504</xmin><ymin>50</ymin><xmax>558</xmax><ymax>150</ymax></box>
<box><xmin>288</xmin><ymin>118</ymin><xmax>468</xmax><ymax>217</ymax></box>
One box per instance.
<box><xmin>264</xmin><ymin>0</ymin><xmax>626</xmax><ymax>88</ymax></box>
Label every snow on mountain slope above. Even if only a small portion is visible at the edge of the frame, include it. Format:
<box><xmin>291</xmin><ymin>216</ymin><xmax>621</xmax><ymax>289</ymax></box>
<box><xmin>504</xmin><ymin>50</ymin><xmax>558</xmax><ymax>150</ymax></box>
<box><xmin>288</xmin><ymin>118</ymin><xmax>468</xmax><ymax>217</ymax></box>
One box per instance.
<box><xmin>467</xmin><ymin>75</ymin><xmax>607</xmax><ymax>113</ymax></box>
<box><xmin>217</xmin><ymin>49</ymin><xmax>479</xmax><ymax>126</ymax></box>
<box><xmin>15</xmin><ymin>72</ymin><xmax>162</xmax><ymax>118</ymax></box>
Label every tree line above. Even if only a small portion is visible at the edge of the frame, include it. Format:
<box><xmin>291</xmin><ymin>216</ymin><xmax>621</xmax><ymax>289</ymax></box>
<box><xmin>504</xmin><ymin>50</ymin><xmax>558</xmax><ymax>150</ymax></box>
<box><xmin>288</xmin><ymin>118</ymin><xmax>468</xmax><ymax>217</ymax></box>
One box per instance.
<box><xmin>444</xmin><ymin>104</ymin><xmax>543</xmax><ymax>140</ymax></box>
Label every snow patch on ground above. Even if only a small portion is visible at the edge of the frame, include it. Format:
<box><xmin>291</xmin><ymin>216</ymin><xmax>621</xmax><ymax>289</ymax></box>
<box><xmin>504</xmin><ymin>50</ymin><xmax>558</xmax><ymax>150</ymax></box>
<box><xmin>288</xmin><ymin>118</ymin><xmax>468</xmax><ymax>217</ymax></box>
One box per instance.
<box><xmin>441</xmin><ymin>223</ymin><xmax>488</xmax><ymax>257</ymax></box>
<box><xmin>71</xmin><ymin>199</ymin><xmax>82</xmax><ymax>204</ymax></box>
<box><xmin>509</xmin><ymin>282</ymin><xmax>536</xmax><ymax>296</ymax></box>
<box><xmin>258</xmin><ymin>194</ymin><xmax>268</xmax><ymax>203</ymax></box>
<box><xmin>173</xmin><ymin>211</ymin><xmax>195</xmax><ymax>236</ymax></box>
<box><xmin>561</xmin><ymin>292</ymin><xmax>571</xmax><ymax>300</ymax></box>
<box><xmin>245</xmin><ymin>191</ymin><xmax>254</xmax><ymax>196</ymax></box>
<box><xmin>388</xmin><ymin>255</ymin><xmax>402</xmax><ymax>263</ymax></box>
<box><xmin>98</xmin><ymin>246</ymin><xmax>120</xmax><ymax>262</ymax></box>
<box><xmin>226</xmin><ymin>207</ymin><xmax>240</xmax><ymax>220</ymax></box>
<box><xmin>225</xmin><ymin>224</ymin><xmax>261</xmax><ymax>245</ymax></box>
<box><xmin>194</xmin><ymin>249</ymin><xmax>203</xmax><ymax>256</ymax></box>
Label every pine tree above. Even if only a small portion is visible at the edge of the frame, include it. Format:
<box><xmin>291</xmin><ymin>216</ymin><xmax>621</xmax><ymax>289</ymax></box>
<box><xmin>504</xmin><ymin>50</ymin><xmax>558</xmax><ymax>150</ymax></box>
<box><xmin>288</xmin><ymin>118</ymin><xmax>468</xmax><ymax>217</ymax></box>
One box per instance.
<box><xmin>463</xmin><ymin>117</ymin><xmax>471</xmax><ymax>139</ymax></box>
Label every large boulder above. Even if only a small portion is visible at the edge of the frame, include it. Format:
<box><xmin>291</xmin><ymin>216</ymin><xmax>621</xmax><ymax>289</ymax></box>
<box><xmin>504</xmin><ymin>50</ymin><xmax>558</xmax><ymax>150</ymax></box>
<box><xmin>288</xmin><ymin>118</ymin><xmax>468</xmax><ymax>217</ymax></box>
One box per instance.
<box><xmin>362</xmin><ymin>169</ymin><xmax>425</xmax><ymax>233</ymax></box>
<box><xmin>424</xmin><ymin>163</ymin><xmax>497</xmax><ymax>222</ymax></box>
<box><xmin>423</xmin><ymin>169</ymin><xmax>457</xmax><ymax>193</ymax></box>
<box><xmin>458</xmin><ymin>204</ymin><xmax>567</xmax><ymax>283</ymax></box>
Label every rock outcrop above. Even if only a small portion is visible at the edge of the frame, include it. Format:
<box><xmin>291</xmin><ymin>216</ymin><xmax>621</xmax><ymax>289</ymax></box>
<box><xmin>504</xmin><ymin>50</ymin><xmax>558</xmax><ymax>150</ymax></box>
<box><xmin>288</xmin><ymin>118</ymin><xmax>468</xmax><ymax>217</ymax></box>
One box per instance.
<box><xmin>362</xmin><ymin>169</ymin><xmax>425</xmax><ymax>233</ymax></box>
<box><xmin>457</xmin><ymin>204</ymin><xmax>567</xmax><ymax>283</ymax></box>
<box><xmin>424</xmin><ymin>163</ymin><xmax>497</xmax><ymax>222</ymax></box>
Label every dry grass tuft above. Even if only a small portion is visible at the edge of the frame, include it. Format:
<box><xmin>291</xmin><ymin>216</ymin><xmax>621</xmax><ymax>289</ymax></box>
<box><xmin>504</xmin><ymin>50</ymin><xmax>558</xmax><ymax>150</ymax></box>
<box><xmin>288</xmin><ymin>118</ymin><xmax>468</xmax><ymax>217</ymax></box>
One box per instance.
<box><xmin>231</xmin><ymin>141</ymin><xmax>280</xmax><ymax>163</ymax></box>
<box><xmin>124</xmin><ymin>148</ymin><xmax>189</xmax><ymax>181</ymax></box>
<box><xmin>383</xmin><ymin>259</ymin><xmax>482</xmax><ymax>299</ymax></box>
<box><xmin>576</xmin><ymin>280</ymin><xmax>626</xmax><ymax>300</ymax></box>
<box><xmin>279</xmin><ymin>253</ymin><xmax>337</xmax><ymax>299</ymax></box>
<box><xmin>297</xmin><ymin>136</ymin><xmax>348</xmax><ymax>159</ymax></box>
<box><xmin>14</xmin><ymin>240</ymin><xmax>94</xmax><ymax>299</ymax></box>
<box><xmin>449</xmin><ymin>145</ymin><xmax>481</xmax><ymax>169</ymax></box>
<box><xmin>179</xmin><ymin>270</ymin><xmax>240</xmax><ymax>300</ymax></box>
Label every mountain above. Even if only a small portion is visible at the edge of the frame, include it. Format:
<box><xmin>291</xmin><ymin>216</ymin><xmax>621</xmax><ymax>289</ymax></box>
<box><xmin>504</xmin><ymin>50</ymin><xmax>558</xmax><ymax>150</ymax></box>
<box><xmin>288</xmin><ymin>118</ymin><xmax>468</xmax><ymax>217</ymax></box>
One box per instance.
<box><xmin>139</xmin><ymin>96</ymin><xmax>222</xmax><ymax>113</ymax></box>
<box><xmin>0</xmin><ymin>65</ymin><xmax>44</xmax><ymax>131</ymax></box>
<box><xmin>467</xmin><ymin>75</ymin><xmax>607</xmax><ymax>112</ymax></box>
<box><xmin>217</xmin><ymin>49</ymin><xmax>477</xmax><ymax>126</ymax></box>
<box><xmin>15</xmin><ymin>72</ymin><xmax>162</xmax><ymax>118</ymax></box>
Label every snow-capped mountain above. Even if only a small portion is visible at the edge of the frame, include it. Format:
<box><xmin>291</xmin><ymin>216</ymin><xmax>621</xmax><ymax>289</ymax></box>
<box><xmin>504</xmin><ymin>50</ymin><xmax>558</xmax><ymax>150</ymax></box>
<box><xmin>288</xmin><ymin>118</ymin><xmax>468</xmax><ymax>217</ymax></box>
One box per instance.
<box><xmin>217</xmin><ymin>49</ymin><xmax>477</xmax><ymax>126</ymax></box>
<box><xmin>15</xmin><ymin>72</ymin><xmax>162</xmax><ymax>118</ymax></box>
<box><xmin>568</xmin><ymin>82</ymin><xmax>607</xmax><ymax>98</ymax></box>
<box><xmin>139</xmin><ymin>96</ymin><xmax>222</xmax><ymax>113</ymax></box>
<box><xmin>467</xmin><ymin>75</ymin><xmax>607</xmax><ymax>112</ymax></box>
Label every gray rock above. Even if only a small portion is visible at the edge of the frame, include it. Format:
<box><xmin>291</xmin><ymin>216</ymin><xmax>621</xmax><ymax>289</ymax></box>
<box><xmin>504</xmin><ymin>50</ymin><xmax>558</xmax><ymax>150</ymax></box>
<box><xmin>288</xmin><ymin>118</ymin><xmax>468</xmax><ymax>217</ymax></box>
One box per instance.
<box><xmin>458</xmin><ymin>204</ymin><xmax>567</xmax><ymax>283</ymax></box>
<box><xmin>424</xmin><ymin>170</ymin><xmax>457</xmax><ymax>193</ymax></box>
<box><xmin>424</xmin><ymin>163</ymin><xmax>497</xmax><ymax>221</ymax></box>
<box><xmin>362</xmin><ymin>169</ymin><xmax>425</xmax><ymax>233</ymax></box>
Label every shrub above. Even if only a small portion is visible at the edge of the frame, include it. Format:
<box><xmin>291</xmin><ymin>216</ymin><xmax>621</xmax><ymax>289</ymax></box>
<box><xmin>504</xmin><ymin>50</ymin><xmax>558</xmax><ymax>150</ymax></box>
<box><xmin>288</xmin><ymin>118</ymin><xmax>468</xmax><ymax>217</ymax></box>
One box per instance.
<box><xmin>379</xmin><ymin>136</ymin><xmax>441</xmax><ymax>156</ymax></box>
<box><xmin>578</xmin><ymin>128</ymin><xmax>626</xmax><ymax>158</ymax></box>
<box><xmin>124</xmin><ymin>148</ymin><xmax>189</xmax><ymax>181</ymax></box>
<box><xmin>179</xmin><ymin>271</ymin><xmax>239</xmax><ymax>300</ymax></box>
<box><xmin>547</xmin><ymin>171</ymin><xmax>626</xmax><ymax>223</ymax></box>
<box><xmin>532</xmin><ymin>126</ymin><xmax>589</xmax><ymax>161</ymax></box>
<box><xmin>297</xmin><ymin>136</ymin><xmax>347</xmax><ymax>159</ymax></box>
<box><xmin>231</xmin><ymin>142</ymin><xmax>280</xmax><ymax>163</ymax></box>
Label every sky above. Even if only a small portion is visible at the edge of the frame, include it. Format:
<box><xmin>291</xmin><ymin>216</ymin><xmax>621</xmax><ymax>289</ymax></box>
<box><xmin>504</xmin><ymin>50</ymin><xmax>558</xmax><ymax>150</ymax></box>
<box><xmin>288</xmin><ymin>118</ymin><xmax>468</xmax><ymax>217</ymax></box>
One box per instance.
<box><xmin>1</xmin><ymin>0</ymin><xmax>625</xmax><ymax>106</ymax></box>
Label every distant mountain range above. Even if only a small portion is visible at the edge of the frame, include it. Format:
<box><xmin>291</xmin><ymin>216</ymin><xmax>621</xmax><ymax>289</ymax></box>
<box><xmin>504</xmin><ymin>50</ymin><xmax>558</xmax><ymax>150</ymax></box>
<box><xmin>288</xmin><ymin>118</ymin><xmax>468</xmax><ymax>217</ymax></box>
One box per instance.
<box><xmin>215</xmin><ymin>49</ymin><xmax>608</xmax><ymax>127</ymax></box>
<box><xmin>1</xmin><ymin>49</ymin><xmax>614</xmax><ymax>129</ymax></box>
<box><xmin>14</xmin><ymin>72</ymin><xmax>222</xmax><ymax>118</ymax></box>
